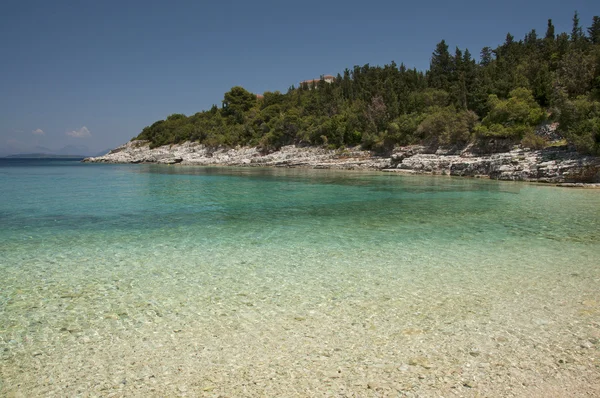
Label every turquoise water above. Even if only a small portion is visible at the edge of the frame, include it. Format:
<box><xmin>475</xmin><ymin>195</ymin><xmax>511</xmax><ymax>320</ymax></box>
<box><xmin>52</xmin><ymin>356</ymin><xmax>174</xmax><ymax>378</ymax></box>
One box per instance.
<box><xmin>1</xmin><ymin>159</ymin><xmax>600</xmax><ymax>396</ymax></box>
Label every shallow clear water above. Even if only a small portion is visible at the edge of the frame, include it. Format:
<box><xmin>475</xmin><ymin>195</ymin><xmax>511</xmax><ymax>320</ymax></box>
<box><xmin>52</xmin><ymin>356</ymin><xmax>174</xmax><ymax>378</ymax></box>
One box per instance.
<box><xmin>1</xmin><ymin>159</ymin><xmax>600</xmax><ymax>396</ymax></box>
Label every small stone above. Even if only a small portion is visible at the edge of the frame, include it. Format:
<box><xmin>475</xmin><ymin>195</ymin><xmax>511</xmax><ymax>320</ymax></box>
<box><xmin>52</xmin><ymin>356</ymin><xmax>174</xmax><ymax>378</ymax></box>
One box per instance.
<box><xmin>580</xmin><ymin>341</ymin><xmax>593</xmax><ymax>349</ymax></box>
<box><xmin>367</xmin><ymin>381</ymin><xmax>387</xmax><ymax>390</ymax></box>
<box><xmin>408</xmin><ymin>357</ymin><xmax>433</xmax><ymax>369</ymax></box>
<box><xmin>401</xmin><ymin>328</ymin><xmax>424</xmax><ymax>335</ymax></box>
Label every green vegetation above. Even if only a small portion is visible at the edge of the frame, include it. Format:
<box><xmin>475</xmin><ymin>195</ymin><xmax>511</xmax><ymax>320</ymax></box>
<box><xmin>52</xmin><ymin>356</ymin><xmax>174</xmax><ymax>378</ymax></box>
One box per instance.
<box><xmin>137</xmin><ymin>13</ymin><xmax>600</xmax><ymax>155</ymax></box>
<box><xmin>475</xmin><ymin>88</ymin><xmax>546</xmax><ymax>139</ymax></box>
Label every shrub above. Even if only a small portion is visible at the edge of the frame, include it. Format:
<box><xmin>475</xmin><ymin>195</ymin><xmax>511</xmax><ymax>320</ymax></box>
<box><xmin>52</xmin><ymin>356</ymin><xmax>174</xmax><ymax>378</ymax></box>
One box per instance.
<box><xmin>557</xmin><ymin>96</ymin><xmax>600</xmax><ymax>155</ymax></box>
<box><xmin>476</xmin><ymin>88</ymin><xmax>546</xmax><ymax>139</ymax></box>
<box><xmin>417</xmin><ymin>107</ymin><xmax>478</xmax><ymax>145</ymax></box>
<box><xmin>521</xmin><ymin>132</ymin><xmax>547</xmax><ymax>149</ymax></box>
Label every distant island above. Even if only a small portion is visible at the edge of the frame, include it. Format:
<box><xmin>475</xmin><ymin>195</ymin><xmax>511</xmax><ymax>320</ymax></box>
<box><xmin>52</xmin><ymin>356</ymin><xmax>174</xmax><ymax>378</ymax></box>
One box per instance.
<box><xmin>2</xmin><ymin>147</ymin><xmax>110</xmax><ymax>159</ymax></box>
<box><xmin>4</xmin><ymin>154</ymin><xmax>86</xmax><ymax>159</ymax></box>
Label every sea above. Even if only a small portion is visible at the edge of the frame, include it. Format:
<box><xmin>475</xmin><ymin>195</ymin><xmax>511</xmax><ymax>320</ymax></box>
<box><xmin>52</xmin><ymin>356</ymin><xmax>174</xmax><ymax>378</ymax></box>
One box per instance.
<box><xmin>1</xmin><ymin>158</ymin><xmax>599</xmax><ymax>396</ymax></box>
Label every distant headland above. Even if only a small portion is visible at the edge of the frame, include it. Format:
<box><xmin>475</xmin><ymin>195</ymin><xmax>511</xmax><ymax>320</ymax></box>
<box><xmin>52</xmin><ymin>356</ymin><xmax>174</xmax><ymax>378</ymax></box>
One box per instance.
<box><xmin>86</xmin><ymin>12</ymin><xmax>600</xmax><ymax>185</ymax></box>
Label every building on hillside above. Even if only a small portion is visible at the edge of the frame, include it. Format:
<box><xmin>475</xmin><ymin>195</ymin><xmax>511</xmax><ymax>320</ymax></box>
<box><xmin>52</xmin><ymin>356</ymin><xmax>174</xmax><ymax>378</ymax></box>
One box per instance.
<box><xmin>299</xmin><ymin>74</ymin><xmax>335</xmax><ymax>88</ymax></box>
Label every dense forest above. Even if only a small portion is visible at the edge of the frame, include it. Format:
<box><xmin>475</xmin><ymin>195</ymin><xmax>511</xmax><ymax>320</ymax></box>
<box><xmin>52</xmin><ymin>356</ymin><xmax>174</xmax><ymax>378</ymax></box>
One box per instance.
<box><xmin>136</xmin><ymin>13</ymin><xmax>600</xmax><ymax>155</ymax></box>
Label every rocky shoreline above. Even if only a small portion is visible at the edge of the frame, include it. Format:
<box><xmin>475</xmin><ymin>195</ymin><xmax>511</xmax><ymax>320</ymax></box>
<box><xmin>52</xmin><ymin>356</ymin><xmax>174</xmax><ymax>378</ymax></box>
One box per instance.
<box><xmin>84</xmin><ymin>140</ymin><xmax>600</xmax><ymax>185</ymax></box>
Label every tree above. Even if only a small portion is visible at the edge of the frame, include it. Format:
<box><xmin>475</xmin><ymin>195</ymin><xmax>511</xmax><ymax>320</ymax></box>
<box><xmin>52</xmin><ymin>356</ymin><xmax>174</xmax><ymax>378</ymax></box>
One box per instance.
<box><xmin>571</xmin><ymin>11</ymin><xmax>584</xmax><ymax>42</ymax></box>
<box><xmin>497</xmin><ymin>33</ymin><xmax>517</xmax><ymax>61</ymax></box>
<box><xmin>365</xmin><ymin>95</ymin><xmax>388</xmax><ymax>133</ymax></box>
<box><xmin>588</xmin><ymin>16</ymin><xmax>600</xmax><ymax>44</ymax></box>
<box><xmin>557</xmin><ymin>96</ymin><xmax>600</xmax><ymax>154</ymax></box>
<box><xmin>449</xmin><ymin>47</ymin><xmax>468</xmax><ymax>109</ymax></box>
<box><xmin>462</xmin><ymin>48</ymin><xmax>478</xmax><ymax>111</ymax></box>
<box><xmin>525</xmin><ymin>29</ymin><xmax>538</xmax><ymax>46</ymax></box>
<box><xmin>558</xmin><ymin>50</ymin><xmax>596</xmax><ymax>97</ymax></box>
<box><xmin>222</xmin><ymin>86</ymin><xmax>257</xmax><ymax>123</ymax></box>
<box><xmin>417</xmin><ymin>107</ymin><xmax>477</xmax><ymax>145</ymax></box>
<box><xmin>383</xmin><ymin>78</ymin><xmax>399</xmax><ymax>119</ymax></box>
<box><xmin>480</xmin><ymin>47</ymin><xmax>493</xmax><ymax>66</ymax></box>
<box><xmin>428</xmin><ymin>40</ymin><xmax>452</xmax><ymax>91</ymax></box>
<box><xmin>591</xmin><ymin>48</ymin><xmax>600</xmax><ymax>101</ymax></box>
<box><xmin>545</xmin><ymin>19</ymin><xmax>555</xmax><ymax>40</ymax></box>
<box><xmin>531</xmin><ymin>63</ymin><xmax>553</xmax><ymax>107</ymax></box>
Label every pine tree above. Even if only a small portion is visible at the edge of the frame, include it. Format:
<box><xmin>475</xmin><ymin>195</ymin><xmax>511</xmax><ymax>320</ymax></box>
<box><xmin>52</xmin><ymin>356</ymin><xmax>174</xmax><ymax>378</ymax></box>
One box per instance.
<box><xmin>453</xmin><ymin>47</ymin><xmax>463</xmax><ymax>76</ymax></box>
<box><xmin>480</xmin><ymin>47</ymin><xmax>493</xmax><ymax>66</ymax></box>
<box><xmin>571</xmin><ymin>11</ymin><xmax>584</xmax><ymax>42</ymax></box>
<box><xmin>450</xmin><ymin>47</ymin><xmax>467</xmax><ymax>109</ymax></box>
<box><xmin>428</xmin><ymin>40</ymin><xmax>452</xmax><ymax>91</ymax></box>
<box><xmin>525</xmin><ymin>29</ymin><xmax>538</xmax><ymax>45</ymax></box>
<box><xmin>588</xmin><ymin>16</ymin><xmax>600</xmax><ymax>44</ymax></box>
<box><xmin>496</xmin><ymin>33</ymin><xmax>515</xmax><ymax>60</ymax></box>
<box><xmin>505</xmin><ymin>33</ymin><xmax>514</xmax><ymax>45</ymax></box>
<box><xmin>462</xmin><ymin>49</ymin><xmax>478</xmax><ymax>111</ymax></box>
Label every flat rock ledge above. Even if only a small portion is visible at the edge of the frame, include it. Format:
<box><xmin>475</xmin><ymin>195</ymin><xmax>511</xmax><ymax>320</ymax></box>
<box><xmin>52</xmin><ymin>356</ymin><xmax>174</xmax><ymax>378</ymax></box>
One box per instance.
<box><xmin>83</xmin><ymin>141</ymin><xmax>389</xmax><ymax>170</ymax></box>
<box><xmin>83</xmin><ymin>140</ymin><xmax>600</xmax><ymax>184</ymax></box>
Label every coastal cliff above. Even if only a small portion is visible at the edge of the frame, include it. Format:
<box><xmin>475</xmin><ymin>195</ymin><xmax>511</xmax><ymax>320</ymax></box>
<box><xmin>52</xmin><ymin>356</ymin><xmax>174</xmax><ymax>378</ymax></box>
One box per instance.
<box><xmin>83</xmin><ymin>140</ymin><xmax>600</xmax><ymax>184</ymax></box>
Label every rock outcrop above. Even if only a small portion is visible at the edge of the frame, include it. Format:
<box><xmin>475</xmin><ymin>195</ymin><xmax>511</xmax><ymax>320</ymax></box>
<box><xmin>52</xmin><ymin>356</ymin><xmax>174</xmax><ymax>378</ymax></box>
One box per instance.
<box><xmin>388</xmin><ymin>145</ymin><xmax>600</xmax><ymax>183</ymax></box>
<box><xmin>83</xmin><ymin>140</ymin><xmax>600</xmax><ymax>184</ymax></box>
<box><xmin>83</xmin><ymin>141</ymin><xmax>390</xmax><ymax>170</ymax></box>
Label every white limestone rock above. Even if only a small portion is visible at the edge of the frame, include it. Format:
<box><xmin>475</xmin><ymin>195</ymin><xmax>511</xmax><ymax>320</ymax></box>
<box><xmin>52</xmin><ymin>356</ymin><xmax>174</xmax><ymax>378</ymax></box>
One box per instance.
<box><xmin>83</xmin><ymin>141</ymin><xmax>600</xmax><ymax>183</ymax></box>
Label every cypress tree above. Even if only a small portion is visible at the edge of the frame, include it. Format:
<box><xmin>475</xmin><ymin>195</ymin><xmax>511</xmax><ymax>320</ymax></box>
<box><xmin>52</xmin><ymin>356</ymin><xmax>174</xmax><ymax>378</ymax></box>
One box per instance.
<box><xmin>545</xmin><ymin>19</ymin><xmax>555</xmax><ymax>40</ymax></box>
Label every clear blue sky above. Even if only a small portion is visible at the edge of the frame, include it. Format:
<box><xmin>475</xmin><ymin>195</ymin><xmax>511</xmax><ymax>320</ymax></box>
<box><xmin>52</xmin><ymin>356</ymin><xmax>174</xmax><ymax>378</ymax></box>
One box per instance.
<box><xmin>0</xmin><ymin>0</ymin><xmax>597</xmax><ymax>155</ymax></box>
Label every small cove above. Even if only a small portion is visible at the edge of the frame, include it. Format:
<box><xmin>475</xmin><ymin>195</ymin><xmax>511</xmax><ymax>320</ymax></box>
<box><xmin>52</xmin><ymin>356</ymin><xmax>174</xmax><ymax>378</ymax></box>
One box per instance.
<box><xmin>1</xmin><ymin>159</ymin><xmax>599</xmax><ymax>396</ymax></box>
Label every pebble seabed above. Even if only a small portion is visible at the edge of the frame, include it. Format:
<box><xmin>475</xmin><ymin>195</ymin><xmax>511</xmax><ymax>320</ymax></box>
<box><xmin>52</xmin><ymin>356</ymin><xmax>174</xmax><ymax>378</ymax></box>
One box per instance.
<box><xmin>1</xmin><ymin>167</ymin><xmax>600</xmax><ymax>397</ymax></box>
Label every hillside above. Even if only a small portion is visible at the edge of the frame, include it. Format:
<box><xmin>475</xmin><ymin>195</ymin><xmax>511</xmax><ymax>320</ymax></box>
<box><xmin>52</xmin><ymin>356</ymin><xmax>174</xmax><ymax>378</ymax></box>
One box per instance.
<box><xmin>135</xmin><ymin>13</ymin><xmax>600</xmax><ymax>156</ymax></box>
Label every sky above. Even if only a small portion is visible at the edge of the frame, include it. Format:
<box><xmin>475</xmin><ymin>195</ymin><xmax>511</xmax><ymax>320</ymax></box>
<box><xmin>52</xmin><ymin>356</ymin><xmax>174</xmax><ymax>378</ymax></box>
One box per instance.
<box><xmin>0</xmin><ymin>0</ymin><xmax>597</xmax><ymax>156</ymax></box>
